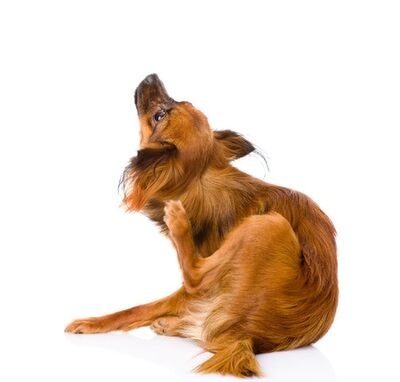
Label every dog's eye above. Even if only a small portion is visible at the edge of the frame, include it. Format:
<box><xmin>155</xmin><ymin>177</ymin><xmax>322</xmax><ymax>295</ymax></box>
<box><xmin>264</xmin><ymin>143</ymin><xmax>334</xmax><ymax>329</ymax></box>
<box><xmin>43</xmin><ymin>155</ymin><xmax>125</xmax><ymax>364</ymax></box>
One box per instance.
<box><xmin>154</xmin><ymin>110</ymin><xmax>166</xmax><ymax>122</ymax></box>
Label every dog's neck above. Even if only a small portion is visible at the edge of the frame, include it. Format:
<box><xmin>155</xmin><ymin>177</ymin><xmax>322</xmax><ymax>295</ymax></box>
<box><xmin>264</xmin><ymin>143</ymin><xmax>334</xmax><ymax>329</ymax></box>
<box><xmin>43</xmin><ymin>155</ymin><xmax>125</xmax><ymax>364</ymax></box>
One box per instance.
<box><xmin>143</xmin><ymin>165</ymin><xmax>266</xmax><ymax>256</ymax></box>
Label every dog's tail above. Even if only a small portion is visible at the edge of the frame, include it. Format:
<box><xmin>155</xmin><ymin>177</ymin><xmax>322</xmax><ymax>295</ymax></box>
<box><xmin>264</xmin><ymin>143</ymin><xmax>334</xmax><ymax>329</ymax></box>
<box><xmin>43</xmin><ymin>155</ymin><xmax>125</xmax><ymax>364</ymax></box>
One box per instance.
<box><xmin>195</xmin><ymin>338</ymin><xmax>261</xmax><ymax>378</ymax></box>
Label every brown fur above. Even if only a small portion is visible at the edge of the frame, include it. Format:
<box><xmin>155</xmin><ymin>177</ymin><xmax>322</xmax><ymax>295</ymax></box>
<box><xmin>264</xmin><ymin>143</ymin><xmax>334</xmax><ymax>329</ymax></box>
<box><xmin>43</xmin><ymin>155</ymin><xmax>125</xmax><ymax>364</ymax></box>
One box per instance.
<box><xmin>65</xmin><ymin>74</ymin><xmax>338</xmax><ymax>378</ymax></box>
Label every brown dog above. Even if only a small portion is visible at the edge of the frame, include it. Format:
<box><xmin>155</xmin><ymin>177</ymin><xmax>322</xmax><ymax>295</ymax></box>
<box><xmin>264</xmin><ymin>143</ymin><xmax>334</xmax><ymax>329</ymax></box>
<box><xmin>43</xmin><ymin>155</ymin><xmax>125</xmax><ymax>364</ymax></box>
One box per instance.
<box><xmin>65</xmin><ymin>74</ymin><xmax>338</xmax><ymax>377</ymax></box>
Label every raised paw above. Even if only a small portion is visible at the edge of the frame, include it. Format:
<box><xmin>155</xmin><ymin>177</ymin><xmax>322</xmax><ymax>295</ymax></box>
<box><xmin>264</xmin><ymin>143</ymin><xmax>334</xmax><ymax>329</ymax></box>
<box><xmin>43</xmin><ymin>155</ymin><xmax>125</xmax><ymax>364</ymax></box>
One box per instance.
<box><xmin>150</xmin><ymin>316</ymin><xmax>182</xmax><ymax>336</ymax></box>
<box><xmin>164</xmin><ymin>200</ymin><xmax>191</xmax><ymax>238</ymax></box>
<box><xmin>64</xmin><ymin>317</ymin><xmax>112</xmax><ymax>334</ymax></box>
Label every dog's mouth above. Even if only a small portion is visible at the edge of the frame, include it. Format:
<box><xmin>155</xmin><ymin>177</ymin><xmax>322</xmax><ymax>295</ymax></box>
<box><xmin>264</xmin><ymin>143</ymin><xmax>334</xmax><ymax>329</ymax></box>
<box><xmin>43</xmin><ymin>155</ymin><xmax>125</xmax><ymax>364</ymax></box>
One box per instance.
<box><xmin>134</xmin><ymin>74</ymin><xmax>175</xmax><ymax>116</ymax></box>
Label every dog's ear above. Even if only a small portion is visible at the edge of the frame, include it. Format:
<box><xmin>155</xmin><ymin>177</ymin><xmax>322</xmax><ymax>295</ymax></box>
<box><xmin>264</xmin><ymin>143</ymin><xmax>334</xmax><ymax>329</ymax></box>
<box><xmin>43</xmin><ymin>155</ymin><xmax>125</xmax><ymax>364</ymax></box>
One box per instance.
<box><xmin>214</xmin><ymin>130</ymin><xmax>255</xmax><ymax>161</ymax></box>
<box><xmin>121</xmin><ymin>145</ymin><xmax>177</xmax><ymax>211</ymax></box>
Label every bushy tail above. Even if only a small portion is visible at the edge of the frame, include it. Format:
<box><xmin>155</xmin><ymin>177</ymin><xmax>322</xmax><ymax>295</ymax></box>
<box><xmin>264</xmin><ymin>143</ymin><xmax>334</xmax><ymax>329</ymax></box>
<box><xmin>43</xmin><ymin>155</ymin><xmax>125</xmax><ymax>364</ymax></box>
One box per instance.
<box><xmin>195</xmin><ymin>338</ymin><xmax>262</xmax><ymax>378</ymax></box>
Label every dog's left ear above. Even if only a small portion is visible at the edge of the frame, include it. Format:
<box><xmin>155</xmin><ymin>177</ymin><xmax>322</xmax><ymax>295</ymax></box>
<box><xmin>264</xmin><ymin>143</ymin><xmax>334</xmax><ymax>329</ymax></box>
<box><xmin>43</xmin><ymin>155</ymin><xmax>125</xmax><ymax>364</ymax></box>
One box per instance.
<box><xmin>214</xmin><ymin>130</ymin><xmax>255</xmax><ymax>161</ymax></box>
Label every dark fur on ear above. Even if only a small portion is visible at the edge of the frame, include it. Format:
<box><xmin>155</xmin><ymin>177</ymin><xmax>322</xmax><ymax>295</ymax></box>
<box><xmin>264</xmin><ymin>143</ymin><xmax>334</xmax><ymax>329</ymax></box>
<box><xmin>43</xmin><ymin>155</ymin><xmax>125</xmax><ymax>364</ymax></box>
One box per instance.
<box><xmin>214</xmin><ymin>130</ymin><xmax>255</xmax><ymax>161</ymax></box>
<box><xmin>129</xmin><ymin>145</ymin><xmax>177</xmax><ymax>173</ymax></box>
<box><xmin>120</xmin><ymin>145</ymin><xmax>177</xmax><ymax>211</ymax></box>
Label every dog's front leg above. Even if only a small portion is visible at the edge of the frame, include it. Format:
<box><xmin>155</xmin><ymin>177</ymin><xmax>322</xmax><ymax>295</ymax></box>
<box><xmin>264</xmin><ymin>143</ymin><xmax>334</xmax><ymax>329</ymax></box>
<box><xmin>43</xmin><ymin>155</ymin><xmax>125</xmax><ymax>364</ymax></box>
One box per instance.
<box><xmin>65</xmin><ymin>287</ymin><xmax>187</xmax><ymax>334</ymax></box>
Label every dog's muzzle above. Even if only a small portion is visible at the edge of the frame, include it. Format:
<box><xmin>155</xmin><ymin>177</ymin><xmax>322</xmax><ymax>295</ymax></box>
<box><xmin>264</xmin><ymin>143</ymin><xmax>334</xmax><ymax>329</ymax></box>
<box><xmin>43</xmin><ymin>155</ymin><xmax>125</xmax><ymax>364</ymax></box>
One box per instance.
<box><xmin>134</xmin><ymin>74</ymin><xmax>175</xmax><ymax>115</ymax></box>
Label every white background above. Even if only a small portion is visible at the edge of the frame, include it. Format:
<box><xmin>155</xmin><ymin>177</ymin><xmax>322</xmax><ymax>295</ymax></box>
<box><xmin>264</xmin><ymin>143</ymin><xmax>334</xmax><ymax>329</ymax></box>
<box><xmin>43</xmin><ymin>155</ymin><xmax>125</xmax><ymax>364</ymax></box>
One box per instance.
<box><xmin>1</xmin><ymin>1</ymin><xmax>399</xmax><ymax>381</ymax></box>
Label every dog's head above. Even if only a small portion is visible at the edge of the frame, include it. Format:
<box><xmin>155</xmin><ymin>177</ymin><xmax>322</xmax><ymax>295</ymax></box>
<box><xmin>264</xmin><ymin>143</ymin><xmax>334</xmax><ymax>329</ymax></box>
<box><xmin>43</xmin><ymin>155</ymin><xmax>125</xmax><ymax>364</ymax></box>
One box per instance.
<box><xmin>134</xmin><ymin>74</ymin><xmax>213</xmax><ymax>160</ymax></box>
<box><xmin>122</xmin><ymin>74</ymin><xmax>256</xmax><ymax>211</ymax></box>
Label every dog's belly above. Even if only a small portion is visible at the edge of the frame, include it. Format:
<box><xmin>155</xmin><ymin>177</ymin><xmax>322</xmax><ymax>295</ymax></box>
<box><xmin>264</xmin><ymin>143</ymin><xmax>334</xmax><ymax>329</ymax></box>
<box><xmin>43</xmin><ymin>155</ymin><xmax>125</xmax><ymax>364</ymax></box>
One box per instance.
<box><xmin>179</xmin><ymin>295</ymin><xmax>228</xmax><ymax>342</ymax></box>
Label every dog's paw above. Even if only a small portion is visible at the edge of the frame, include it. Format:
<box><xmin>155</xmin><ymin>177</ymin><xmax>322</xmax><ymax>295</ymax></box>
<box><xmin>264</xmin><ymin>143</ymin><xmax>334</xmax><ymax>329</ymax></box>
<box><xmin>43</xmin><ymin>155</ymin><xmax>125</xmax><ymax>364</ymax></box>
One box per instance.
<box><xmin>164</xmin><ymin>200</ymin><xmax>191</xmax><ymax>238</ymax></box>
<box><xmin>150</xmin><ymin>316</ymin><xmax>181</xmax><ymax>336</ymax></box>
<box><xmin>64</xmin><ymin>317</ymin><xmax>109</xmax><ymax>334</ymax></box>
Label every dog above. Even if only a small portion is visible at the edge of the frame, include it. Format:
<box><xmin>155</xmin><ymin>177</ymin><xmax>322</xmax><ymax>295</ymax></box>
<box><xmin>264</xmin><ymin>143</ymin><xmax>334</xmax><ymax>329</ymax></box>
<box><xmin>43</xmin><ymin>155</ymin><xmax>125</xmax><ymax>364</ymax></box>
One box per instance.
<box><xmin>65</xmin><ymin>74</ymin><xmax>338</xmax><ymax>377</ymax></box>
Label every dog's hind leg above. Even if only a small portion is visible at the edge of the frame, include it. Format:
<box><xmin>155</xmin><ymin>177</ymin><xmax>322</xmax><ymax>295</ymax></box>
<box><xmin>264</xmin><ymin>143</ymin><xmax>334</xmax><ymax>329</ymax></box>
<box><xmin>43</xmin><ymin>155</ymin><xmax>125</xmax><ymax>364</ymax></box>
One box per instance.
<box><xmin>163</xmin><ymin>200</ymin><xmax>233</xmax><ymax>295</ymax></box>
<box><xmin>65</xmin><ymin>287</ymin><xmax>188</xmax><ymax>334</ymax></box>
<box><xmin>164</xmin><ymin>203</ymin><xmax>301</xmax><ymax>376</ymax></box>
<box><xmin>163</xmin><ymin>200</ymin><xmax>211</xmax><ymax>294</ymax></box>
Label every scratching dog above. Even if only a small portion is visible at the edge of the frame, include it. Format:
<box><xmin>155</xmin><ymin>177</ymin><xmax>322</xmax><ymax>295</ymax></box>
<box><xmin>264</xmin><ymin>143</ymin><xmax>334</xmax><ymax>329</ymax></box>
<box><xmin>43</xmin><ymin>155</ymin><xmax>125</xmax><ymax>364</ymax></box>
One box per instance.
<box><xmin>66</xmin><ymin>74</ymin><xmax>338</xmax><ymax>377</ymax></box>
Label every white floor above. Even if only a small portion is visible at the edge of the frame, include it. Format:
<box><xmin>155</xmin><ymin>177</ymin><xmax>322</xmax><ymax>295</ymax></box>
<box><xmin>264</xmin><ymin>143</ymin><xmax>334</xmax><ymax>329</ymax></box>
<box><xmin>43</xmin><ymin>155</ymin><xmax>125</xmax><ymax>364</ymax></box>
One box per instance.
<box><xmin>1</xmin><ymin>285</ymin><xmax>397</xmax><ymax>382</ymax></box>
<box><xmin>61</xmin><ymin>330</ymin><xmax>336</xmax><ymax>382</ymax></box>
<box><xmin>2</xmin><ymin>318</ymin><xmax>397</xmax><ymax>382</ymax></box>
<box><xmin>4</xmin><ymin>326</ymin><xmax>336</xmax><ymax>382</ymax></box>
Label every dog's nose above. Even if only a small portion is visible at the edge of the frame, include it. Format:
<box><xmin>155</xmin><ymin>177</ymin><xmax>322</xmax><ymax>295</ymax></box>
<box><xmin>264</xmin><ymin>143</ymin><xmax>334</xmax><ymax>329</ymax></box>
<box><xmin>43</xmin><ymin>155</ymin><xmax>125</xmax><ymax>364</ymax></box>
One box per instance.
<box><xmin>143</xmin><ymin>73</ymin><xmax>160</xmax><ymax>85</ymax></box>
<box><xmin>134</xmin><ymin>74</ymin><xmax>175</xmax><ymax>115</ymax></box>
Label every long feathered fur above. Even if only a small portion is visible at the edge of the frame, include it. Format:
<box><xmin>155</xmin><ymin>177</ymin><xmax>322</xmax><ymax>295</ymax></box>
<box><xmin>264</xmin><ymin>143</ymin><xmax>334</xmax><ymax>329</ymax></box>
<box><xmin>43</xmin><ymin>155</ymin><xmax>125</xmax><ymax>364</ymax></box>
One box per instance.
<box><xmin>122</xmin><ymin>127</ymin><xmax>338</xmax><ymax>350</ymax></box>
